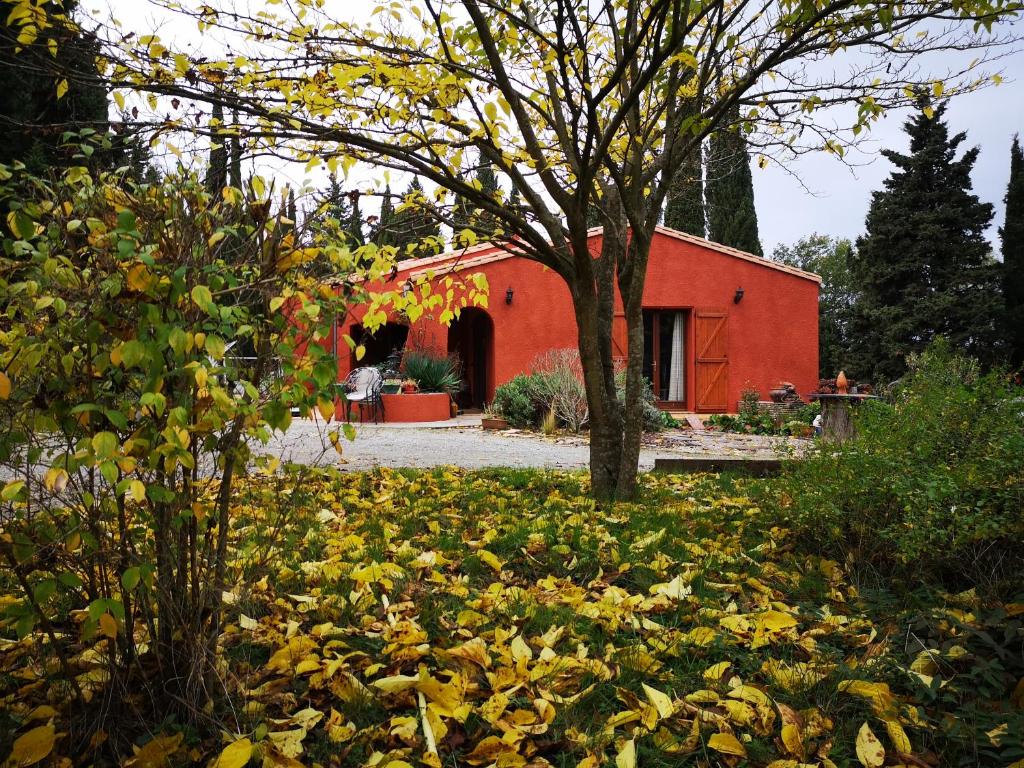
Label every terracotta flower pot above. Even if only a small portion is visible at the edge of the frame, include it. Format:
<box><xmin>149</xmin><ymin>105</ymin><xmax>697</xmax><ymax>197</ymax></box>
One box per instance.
<box><xmin>481</xmin><ymin>416</ymin><xmax>509</xmax><ymax>430</ymax></box>
<box><xmin>836</xmin><ymin>371</ymin><xmax>849</xmax><ymax>395</ymax></box>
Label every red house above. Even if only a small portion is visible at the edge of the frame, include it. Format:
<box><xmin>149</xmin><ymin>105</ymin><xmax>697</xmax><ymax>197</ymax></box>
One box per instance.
<box><xmin>333</xmin><ymin>226</ymin><xmax>820</xmax><ymax>415</ymax></box>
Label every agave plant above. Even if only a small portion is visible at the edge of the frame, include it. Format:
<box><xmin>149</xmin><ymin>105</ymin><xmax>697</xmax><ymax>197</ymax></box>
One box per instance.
<box><xmin>401</xmin><ymin>350</ymin><xmax>462</xmax><ymax>395</ymax></box>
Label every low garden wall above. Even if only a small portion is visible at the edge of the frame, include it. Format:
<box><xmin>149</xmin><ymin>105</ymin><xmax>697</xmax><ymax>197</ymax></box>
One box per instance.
<box><xmin>380</xmin><ymin>393</ymin><xmax>452</xmax><ymax>423</ymax></box>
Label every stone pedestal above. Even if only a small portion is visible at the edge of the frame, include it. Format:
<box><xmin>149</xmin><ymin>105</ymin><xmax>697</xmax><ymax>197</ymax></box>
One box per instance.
<box><xmin>814</xmin><ymin>393</ymin><xmax>877</xmax><ymax>442</ymax></box>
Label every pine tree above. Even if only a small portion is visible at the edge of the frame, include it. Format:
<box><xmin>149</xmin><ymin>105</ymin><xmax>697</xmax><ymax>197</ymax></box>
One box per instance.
<box><xmin>346</xmin><ymin>193</ymin><xmax>365</xmax><ymax>247</ymax></box>
<box><xmin>1001</xmin><ymin>135</ymin><xmax>1024</xmax><ymax>370</ymax></box>
<box><xmin>848</xmin><ymin>96</ymin><xmax>1002</xmax><ymax>383</ymax></box>
<box><xmin>389</xmin><ymin>177</ymin><xmax>442</xmax><ymax>259</ymax></box>
<box><xmin>205</xmin><ymin>102</ymin><xmax>227</xmax><ymax>194</ymax></box>
<box><xmin>705</xmin><ymin>106</ymin><xmax>761</xmax><ymax>255</ymax></box>
<box><xmin>0</xmin><ymin>1</ymin><xmax>110</xmax><ymax>172</ymax></box>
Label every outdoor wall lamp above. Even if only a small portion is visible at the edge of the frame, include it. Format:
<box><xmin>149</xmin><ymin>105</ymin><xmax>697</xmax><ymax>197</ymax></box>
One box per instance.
<box><xmin>733</xmin><ymin>287</ymin><xmax>745</xmax><ymax>304</ymax></box>
<box><xmin>505</xmin><ymin>287</ymin><xmax>514</xmax><ymax>305</ymax></box>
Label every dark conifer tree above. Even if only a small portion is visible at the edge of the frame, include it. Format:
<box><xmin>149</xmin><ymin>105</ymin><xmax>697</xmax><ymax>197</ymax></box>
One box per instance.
<box><xmin>663</xmin><ymin>145</ymin><xmax>704</xmax><ymax>236</ymax></box>
<box><xmin>664</xmin><ymin>102</ymin><xmax>705</xmax><ymax>236</ymax></box>
<box><xmin>229</xmin><ymin>110</ymin><xmax>243</xmax><ymax>189</ymax></box>
<box><xmin>345</xmin><ymin>193</ymin><xmax>364</xmax><ymax>247</ymax></box>
<box><xmin>0</xmin><ymin>1</ymin><xmax>109</xmax><ymax>172</ymax></box>
<box><xmin>373</xmin><ymin>184</ymin><xmax>396</xmax><ymax>247</ymax></box>
<box><xmin>451</xmin><ymin>156</ymin><xmax>502</xmax><ymax>246</ymax></box>
<box><xmin>705</xmin><ymin>106</ymin><xmax>761</xmax><ymax>255</ymax></box>
<box><xmin>848</xmin><ymin>96</ymin><xmax>1002</xmax><ymax>382</ymax></box>
<box><xmin>205</xmin><ymin>102</ymin><xmax>228</xmax><ymax>194</ymax></box>
<box><xmin>1001</xmin><ymin>135</ymin><xmax>1024</xmax><ymax>370</ymax></box>
<box><xmin>287</xmin><ymin>189</ymin><xmax>297</xmax><ymax>232</ymax></box>
<box><xmin>450</xmin><ymin>170</ymin><xmax>473</xmax><ymax>246</ymax></box>
<box><xmin>389</xmin><ymin>177</ymin><xmax>441</xmax><ymax>259</ymax></box>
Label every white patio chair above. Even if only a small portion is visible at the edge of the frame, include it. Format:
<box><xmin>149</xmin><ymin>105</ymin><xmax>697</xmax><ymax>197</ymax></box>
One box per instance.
<box><xmin>344</xmin><ymin>367</ymin><xmax>384</xmax><ymax>423</ymax></box>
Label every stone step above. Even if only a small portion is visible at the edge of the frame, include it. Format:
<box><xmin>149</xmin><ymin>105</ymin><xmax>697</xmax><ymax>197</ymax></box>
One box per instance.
<box><xmin>654</xmin><ymin>455</ymin><xmax>789</xmax><ymax>477</ymax></box>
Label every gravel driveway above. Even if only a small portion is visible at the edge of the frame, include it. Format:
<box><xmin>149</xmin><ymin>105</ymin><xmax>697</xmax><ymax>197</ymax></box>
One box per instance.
<box><xmin>261</xmin><ymin>417</ymin><xmax>807</xmax><ymax>472</ymax></box>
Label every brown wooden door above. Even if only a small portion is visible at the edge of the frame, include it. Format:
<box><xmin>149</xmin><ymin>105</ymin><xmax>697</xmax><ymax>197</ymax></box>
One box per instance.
<box><xmin>694</xmin><ymin>310</ymin><xmax>729</xmax><ymax>412</ymax></box>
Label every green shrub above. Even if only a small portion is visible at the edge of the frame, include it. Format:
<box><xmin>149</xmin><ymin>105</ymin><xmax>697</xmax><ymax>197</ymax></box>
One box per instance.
<box><xmin>764</xmin><ymin>340</ymin><xmax>1024</xmax><ymax>595</ymax></box>
<box><xmin>493</xmin><ymin>374</ymin><xmax>546</xmax><ymax>428</ymax></box>
<box><xmin>614</xmin><ymin>373</ymin><xmax>664</xmax><ymax>432</ymax></box>
<box><xmin>401</xmin><ymin>350</ymin><xmax>461</xmax><ymax>394</ymax></box>
<box><xmin>707</xmin><ymin>411</ymin><xmax>778</xmax><ymax>434</ymax></box>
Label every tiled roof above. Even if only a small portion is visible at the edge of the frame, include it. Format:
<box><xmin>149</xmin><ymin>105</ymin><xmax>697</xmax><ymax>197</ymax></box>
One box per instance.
<box><xmin>339</xmin><ymin>226</ymin><xmax>822</xmax><ymax>285</ymax></box>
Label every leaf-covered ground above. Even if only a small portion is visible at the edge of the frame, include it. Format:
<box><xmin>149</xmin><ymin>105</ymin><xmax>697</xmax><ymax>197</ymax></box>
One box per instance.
<box><xmin>2</xmin><ymin>468</ymin><xmax>1022</xmax><ymax>767</ymax></box>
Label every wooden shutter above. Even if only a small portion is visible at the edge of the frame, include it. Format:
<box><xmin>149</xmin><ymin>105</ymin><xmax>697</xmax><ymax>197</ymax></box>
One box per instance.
<box><xmin>694</xmin><ymin>310</ymin><xmax>729</xmax><ymax>412</ymax></box>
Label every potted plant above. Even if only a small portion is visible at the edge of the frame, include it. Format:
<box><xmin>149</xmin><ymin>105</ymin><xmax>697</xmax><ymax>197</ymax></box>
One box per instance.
<box><xmin>481</xmin><ymin>404</ymin><xmax>508</xmax><ymax>430</ymax></box>
<box><xmin>382</xmin><ymin>377</ymin><xmax>402</xmax><ymax>395</ymax></box>
<box><xmin>401</xmin><ymin>378</ymin><xmax>418</xmax><ymax>394</ymax></box>
<box><xmin>401</xmin><ymin>350</ymin><xmax>462</xmax><ymax>396</ymax></box>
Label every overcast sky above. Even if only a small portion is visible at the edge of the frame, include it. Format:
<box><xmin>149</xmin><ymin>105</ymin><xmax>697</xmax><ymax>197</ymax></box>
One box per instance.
<box><xmin>86</xmin><ymin>0</ymin><xmax>1024</xmax><ymax>255</ymax></box>
<box><xmin>754</xmin><ymin>57</ymin><xmax>1024</xmax><ymax>254</ymax></box>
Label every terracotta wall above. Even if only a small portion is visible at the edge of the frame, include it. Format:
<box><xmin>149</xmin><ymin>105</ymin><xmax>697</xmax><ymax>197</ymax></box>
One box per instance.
<box><xmin>640</xmin><ymin>234</ymin><xmax>820</xmax><ymax>410</ymax></box>
<box><xmin>333</xmin><ymin>231</ymin><xmax>819</xmax><ymax>412</ymax></box>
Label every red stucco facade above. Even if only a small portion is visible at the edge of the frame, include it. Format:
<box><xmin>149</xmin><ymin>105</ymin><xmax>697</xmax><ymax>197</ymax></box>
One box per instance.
<box><xmin>333</xmin><ymin>227</ymin><xmax>820</xmax><ymax>413</ymax></box>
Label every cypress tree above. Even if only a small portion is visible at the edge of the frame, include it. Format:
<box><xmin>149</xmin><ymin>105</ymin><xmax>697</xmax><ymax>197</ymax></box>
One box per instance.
<box><xmin>287</xmin><ymin>189</ymin><xmax>297</xmax><ymax>232</ymax></box>
<box><xmin>664</xmin><ymin>100</ymin><xmax>706</xmax><ymax>236</ymax></box>
<box><xmin>346</xmin><ymin>193</ymin><xmax>365</xmax><ymax>247</ymax></box>
<box><xmin>1001</xmin><ymin>135</ymin><xmax>1024</xmax><ymax>370</ymax></box>
<box><xmin>450</xmin><ymin>170</ymin><xmax>473</xmax><ymax>247</ymax></box>
<box><xmin>205</xmin><ymin>102</ymin><xmax>227</xmax><ymax>194</ymax></box>
<box><xmin>663</xmin><ymin>144</ymin><xmax>704</xmax><ymax>236</ymax></box>
<box><xmin>373</xmin><ymin>185</ymin><xmax>396</xmax><ymax>247</ymax></box>
<box><xmin>705</xmin><ymin>106</ymin><xmax>762</xmax><ymax>255</ymax></box>
<box><xmin>848</xmin><ymin>96</ymin><xmax>1002</xmax><ymax>383</ymax></box>
<box><xmin>229</xmin><ymin>110</ymin><xmax>243</xmax><ymax>189</ymax></box>
<box><xmin>475</xmin><ymin>158</ymin><xmax>501</xmax><ymax>239</ymax></box>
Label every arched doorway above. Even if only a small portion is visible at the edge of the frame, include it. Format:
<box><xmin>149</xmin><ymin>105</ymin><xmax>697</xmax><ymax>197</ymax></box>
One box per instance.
<box><xmin>350</xmin><ymin>321</ymin><xmax>409</xmax><ymax>369</ymax></box>
<box><xmin>447</xmin><ymin>308</ymin><xmax>493</xmax><ymax>410</ymax></box>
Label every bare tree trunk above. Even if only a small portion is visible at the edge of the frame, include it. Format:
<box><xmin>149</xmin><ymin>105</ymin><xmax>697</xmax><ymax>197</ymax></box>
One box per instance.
<box><xmin>571</xmin><ymin>278</ymin><xmax>623</xmax><ymax>499</ymax></box>
<box><xmin>616</xmin><ymin>230</ymin><xmax>653</xmax><ymax>499</ymax></box>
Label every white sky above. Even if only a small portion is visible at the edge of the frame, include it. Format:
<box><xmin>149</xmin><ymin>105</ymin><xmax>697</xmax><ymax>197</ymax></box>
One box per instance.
<box><xmin>84</xmin><ymin>0</ymin><xmax>1024</xmax><ymax>255</ymax></box>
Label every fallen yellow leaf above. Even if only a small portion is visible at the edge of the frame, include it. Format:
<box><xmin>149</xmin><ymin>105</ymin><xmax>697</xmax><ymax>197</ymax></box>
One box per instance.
<box><xmin>855</xmin><ymin>722</ymin><xmax>885</xmax><ymax>768</ymax></box>
<box><xmin>708</xmin><ymin>731</ymin><xmax>747</xmax><ymax>757</ymax></box>
<box><xmin>615</xmin><ymin>738</ymin><xmax>636</xmax><ymax>768</ymax></box>
<box><xmin>8</xmin><ymin>724</ymin><xmax>56</xmax><ymax>766</ymax></box>
<box><xmin>211</xmin><ymin>738</ymin><xmax>251</xmax><ymax>768</ymax></box>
